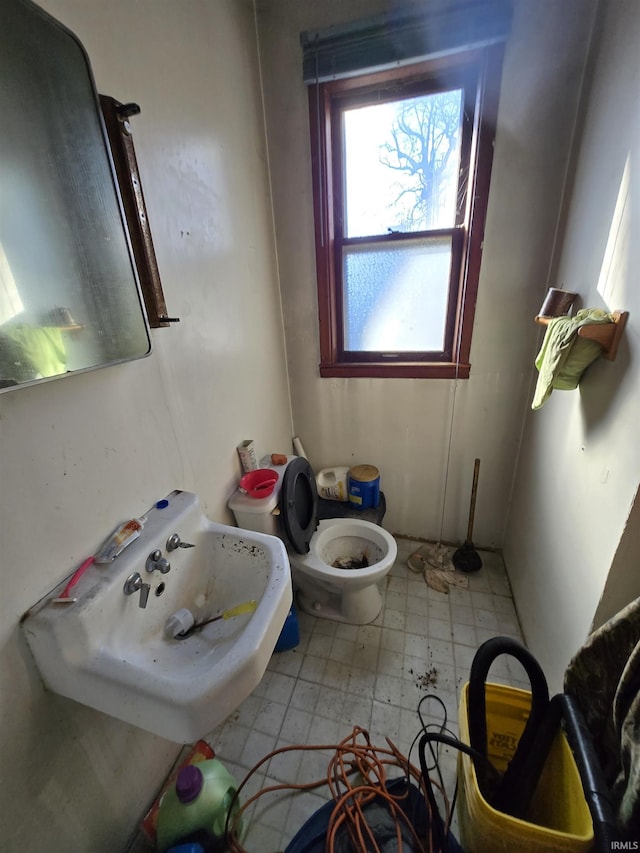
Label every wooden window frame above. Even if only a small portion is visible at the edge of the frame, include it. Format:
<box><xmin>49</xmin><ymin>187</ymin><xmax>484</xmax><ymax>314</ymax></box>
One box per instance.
<box><xmin>309</xmin><ymin>46</ymin><xmax>504</xmax><ymax>379</ymax></box>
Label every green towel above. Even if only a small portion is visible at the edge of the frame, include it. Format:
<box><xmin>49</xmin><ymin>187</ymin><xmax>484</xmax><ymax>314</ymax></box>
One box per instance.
<box><xmin>532</xmin><ymin>308</ymin><xmax>612</xmax><ymax>410</ymax></box>
<box><xmin>3</xmin><ymin>323</ymin><xmax>67</xmax><ymax>378</ymax></box>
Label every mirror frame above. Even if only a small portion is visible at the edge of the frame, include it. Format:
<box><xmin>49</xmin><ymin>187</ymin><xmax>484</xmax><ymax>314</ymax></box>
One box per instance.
<box><xmin>0</xmin><ymin>0</ymin><xmax>174</xmax><ymax>393</ymax></box>
<box><xmin>100</xmin><ymin>96</ymin><xmax>175</xmax><ymax>330</ymax></box>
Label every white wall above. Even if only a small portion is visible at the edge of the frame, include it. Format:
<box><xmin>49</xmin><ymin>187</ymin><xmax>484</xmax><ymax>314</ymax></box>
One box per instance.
<box><xmin>0</xmin><ymin>2</ymin><xmax>292</xmax><ymax>850</ymax></box>
<box><xmin>593</xmin><ymin>486</ymin><xmax>640</xmax><ymax>629</ymax></box>
<box><xmin>504</xmin><ymin>0</ymin><xmax>640</xmax><ymax>691</ymax></box>
<box><xmin>255</xmin><ymin>0</ymin><xmax>596</xmax><ymax>547</ymax></box>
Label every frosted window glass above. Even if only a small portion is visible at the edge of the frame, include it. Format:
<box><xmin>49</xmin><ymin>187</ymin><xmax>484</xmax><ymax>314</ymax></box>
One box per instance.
<box><xmin>342</xmin><ymin>237</ymin><xmax>452</xmax><ymax>352</ymax></box>
<box><xmin>343</xmin><ymin>90</ymin><xmax>463</xmax><ymax>238</ymax></box>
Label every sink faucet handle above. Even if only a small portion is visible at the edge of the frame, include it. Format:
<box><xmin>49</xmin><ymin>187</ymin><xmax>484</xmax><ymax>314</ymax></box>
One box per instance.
<box><xmin>123</xmin><ymin>572</ymin><xmax>150</xmax><ymax>608</ymax></box>
<box><xmin>166</xmin><ymin>533</ymin><xmax>196</xmax><ymax>552</ymax></box>
<box><xmin>146</xmin><ymin>550</ymin><xmax>171</xmax><ymax>574</ymax></box>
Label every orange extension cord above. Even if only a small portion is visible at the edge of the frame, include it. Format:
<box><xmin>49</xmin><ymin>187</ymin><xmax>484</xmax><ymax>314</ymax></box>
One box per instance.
<box><xmin>224</xmin><ymin>725</ymin><xmax>452</xmax><ymax>853</ymax></box>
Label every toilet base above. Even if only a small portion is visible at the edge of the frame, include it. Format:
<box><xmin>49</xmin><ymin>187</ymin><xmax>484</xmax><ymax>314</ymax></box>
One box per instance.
<box><xmin>295</xmin><ymin>583</ymin><xmax>382</xmax><ymax>625</ymax></box>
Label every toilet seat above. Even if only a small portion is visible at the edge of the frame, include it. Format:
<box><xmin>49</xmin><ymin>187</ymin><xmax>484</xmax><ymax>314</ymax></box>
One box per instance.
<box><xmin>280</xmin><ymin>457</ymin><xmax>319</xmax><ymax>554</ymax></box>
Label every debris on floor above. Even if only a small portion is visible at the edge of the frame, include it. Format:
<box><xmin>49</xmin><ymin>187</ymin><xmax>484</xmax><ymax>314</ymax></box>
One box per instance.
<box><xmin>424</xmin><ymin>566</ymin><xmax>469</xmax><ymax>594</ymax></box>
<box><xmin>407</xmin><ymin>543</ymin><xmax>452</xmax><ymax>573</ymax></box>
<box><xmin>410</xmin><ymin>666</ymin><xmax>439</xmax><ymax>690</ymax></box>
<box><xmin>406</xmin><ymin>545</ymin><xmax>470</xmax><ymax>593</ymax></box>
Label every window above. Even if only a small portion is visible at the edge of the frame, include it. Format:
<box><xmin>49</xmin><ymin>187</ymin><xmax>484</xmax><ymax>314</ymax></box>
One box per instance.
<box><xmin>308</xmin><ymin>46</ymin><xmax>504</xmax><ymax>378</ymax></box>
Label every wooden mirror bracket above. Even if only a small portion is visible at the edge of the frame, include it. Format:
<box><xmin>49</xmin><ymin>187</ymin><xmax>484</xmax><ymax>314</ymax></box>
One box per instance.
<box><xmin>100</xmin><ymin>95</ymin><xmax>178</xmax><ymax>329</ymax></box>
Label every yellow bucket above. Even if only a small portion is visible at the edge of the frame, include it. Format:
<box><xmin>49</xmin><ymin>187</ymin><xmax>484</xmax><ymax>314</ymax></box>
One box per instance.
<box><xmin>457</xmin><ymin>682</ymin><xmax>594</xmax><ymax>853</ymax></box>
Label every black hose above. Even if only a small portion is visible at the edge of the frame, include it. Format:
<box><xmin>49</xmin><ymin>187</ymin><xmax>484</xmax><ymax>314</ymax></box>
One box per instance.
<box><xmin>467</xmin><ymin>636</ymin><xmax>550</xmax><ymax>807</ymax></box>
<box><xmin>559</xmin><ymin>694</ymin><xmax>623</xmax><ymax>851</ymax></box>
<box><xmin>495</xmin><ymin>692</ymin><xmax>563</xmax><ymax>817</ymax></box>
<box><xmin>418</xmin><ymin>731</ymin><xmax>501</xmax><ymax>852</ymax></box>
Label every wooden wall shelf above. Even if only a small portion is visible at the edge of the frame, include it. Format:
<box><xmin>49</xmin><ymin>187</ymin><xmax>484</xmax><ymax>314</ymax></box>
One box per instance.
<box><xmin>535</xmin><ymin>310</ymin><xmax>629</xmax><ymax>361</ymax></box>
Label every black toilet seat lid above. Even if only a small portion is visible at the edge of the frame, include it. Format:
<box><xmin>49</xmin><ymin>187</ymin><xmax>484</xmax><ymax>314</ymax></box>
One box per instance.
<box><xmin>281</xmin><ymin>457</ymin><xmax>318</xmax><ymax>554</ymax></box>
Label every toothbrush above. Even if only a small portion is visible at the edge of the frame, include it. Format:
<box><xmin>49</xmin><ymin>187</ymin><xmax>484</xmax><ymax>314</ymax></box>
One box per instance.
<box><xmin>52</xmin><ymin>556</ymin><xmax>95</xmax><ymax>603</ymax></box>
<box><xmin>177</xmin><ymin>600</ymin><xmax>257</xmax><ymax>637</ymax></box>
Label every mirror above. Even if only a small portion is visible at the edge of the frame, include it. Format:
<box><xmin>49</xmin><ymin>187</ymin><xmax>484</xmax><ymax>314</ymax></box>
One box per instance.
<box><xmin>0</xmin><ymin>0</ymin><xmax>151</xmax><ymax>392</ymax></box>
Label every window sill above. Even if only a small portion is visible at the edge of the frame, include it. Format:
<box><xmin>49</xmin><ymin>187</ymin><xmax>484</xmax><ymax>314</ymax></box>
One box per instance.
<box><xmin>319</xmin><ymin>362</ymin><xmax>471</xmax><ymax>379</ymax></box>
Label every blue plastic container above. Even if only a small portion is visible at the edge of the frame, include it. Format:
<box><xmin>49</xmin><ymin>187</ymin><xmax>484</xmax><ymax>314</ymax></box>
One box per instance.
<box><xmin>274</xmin><ymin>606</ymin><xmax>300</xmax><ymax>652</ymax></box>
<box><xmin>348</xmin><ymin>465</ymin><xmax>380</xmax><ymax>510</ymax></box>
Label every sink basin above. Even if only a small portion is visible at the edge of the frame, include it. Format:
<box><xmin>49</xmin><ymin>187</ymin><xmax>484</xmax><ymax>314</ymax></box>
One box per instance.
<box><xmin>21</xmin><ymin>490</ymin><xmax>292</xmax><ymax>742</ymax></box>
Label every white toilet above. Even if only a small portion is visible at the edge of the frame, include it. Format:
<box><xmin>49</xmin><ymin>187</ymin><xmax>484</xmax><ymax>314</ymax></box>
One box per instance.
<box><xmin>228</xmin><ymin>457</ymin><xmax>397</xmax><ymax>624</ymax></box>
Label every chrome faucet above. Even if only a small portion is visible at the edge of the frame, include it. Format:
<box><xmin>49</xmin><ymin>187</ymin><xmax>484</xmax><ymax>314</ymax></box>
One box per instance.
<box><xmin>146</xmin><ymin>550</ymin><xmax>171</xmax><ymax>574</ymax></box>
<box><xmin>166</xmin><ymin>533</ymin><xmax>195</xmax><ymax>552</ymax></box>
<box><xmin>123</xmin><ymin>572</ymin><xmax>150</xmax><ymax>608</ymax></box>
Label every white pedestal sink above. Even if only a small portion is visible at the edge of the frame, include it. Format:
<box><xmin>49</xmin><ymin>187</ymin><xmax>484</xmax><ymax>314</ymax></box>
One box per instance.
<box><xmin>21</xmin><ymin>491</ymin><xmax>292</xmax><ymax>742</ymax></box>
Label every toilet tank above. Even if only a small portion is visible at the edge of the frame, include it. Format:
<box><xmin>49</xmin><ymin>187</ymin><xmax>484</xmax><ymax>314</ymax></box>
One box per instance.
<box><xmin>228</xmin><ymin>457</ymin><xmax>291</xmax><ymax>536</ymax></box>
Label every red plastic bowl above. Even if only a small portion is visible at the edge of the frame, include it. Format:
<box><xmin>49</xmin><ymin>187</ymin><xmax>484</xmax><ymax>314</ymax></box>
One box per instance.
<box><xmin>240</xmin><ymin>468</ymin><xmax>278</xmax><ymax>498</ymax></box>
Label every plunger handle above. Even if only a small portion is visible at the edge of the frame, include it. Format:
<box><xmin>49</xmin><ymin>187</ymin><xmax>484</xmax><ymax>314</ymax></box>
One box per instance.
<box><xmin>466</xmin><ymin>459</ymin><xmax>481</xmax><ymax>542</ymax></box>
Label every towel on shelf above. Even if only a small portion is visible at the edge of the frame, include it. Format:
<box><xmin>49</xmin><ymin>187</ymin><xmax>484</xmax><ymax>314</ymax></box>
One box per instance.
<box><xmin>532</xmin><ymin>307</ymin><xmax>612</xmax><ymax>410</ymax></box>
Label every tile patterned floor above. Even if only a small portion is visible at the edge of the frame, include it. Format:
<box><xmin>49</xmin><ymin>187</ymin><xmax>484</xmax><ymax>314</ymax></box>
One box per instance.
<box><xmin>194</xmin><ymin>538</ymin><xmax>527</xmax><ymax>850</ymax></box>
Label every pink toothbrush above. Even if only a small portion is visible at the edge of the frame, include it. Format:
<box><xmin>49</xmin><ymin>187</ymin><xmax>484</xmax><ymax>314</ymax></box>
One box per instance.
<box><xmin>53</xmin><ymin>556</ymin><xmax>95</xmax><ymax>603</ymax></box>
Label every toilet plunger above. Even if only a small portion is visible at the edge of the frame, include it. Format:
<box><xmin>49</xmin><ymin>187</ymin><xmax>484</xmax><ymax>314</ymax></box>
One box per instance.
<box><xmin>452</xmin><ymin>459</ymin><xmax>483</xmax><ymax>573</ymax></box>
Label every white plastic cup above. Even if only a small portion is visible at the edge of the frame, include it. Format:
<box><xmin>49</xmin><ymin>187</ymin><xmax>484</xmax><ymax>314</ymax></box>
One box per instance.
<box><xmin>164</xmin><ymin>608</ymin><xmax>195</xmax><ymax>638</ymax></box>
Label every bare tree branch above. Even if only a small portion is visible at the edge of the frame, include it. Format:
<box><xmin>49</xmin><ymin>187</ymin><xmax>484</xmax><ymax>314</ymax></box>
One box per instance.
<box><xmin>379</xmin><ymin>90</ymin><xmax>462</xmax><ymax>229</ymax></box>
